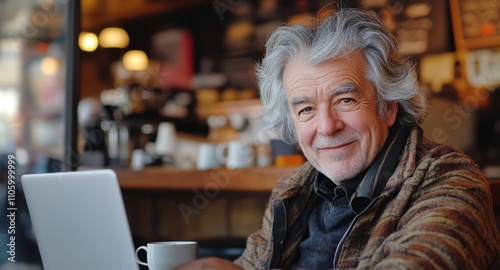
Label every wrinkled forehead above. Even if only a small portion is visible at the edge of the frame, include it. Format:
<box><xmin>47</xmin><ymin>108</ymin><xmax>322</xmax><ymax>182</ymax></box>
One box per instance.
<box><xmin>285</xmin><ymin>49</ymin><xmax>366</xmax><ymax>70</ymax></box>
<box><xmin>283</xmin><ymin>50</ymin><xmax>368</xmax><ymax>80</ymax></box>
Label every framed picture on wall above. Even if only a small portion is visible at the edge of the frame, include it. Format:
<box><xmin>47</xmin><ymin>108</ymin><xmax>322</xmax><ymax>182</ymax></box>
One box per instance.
<box><xmin>450</xmin><ymin>0</ymin><xmax>500</xmax><ymax>49</ymax></box>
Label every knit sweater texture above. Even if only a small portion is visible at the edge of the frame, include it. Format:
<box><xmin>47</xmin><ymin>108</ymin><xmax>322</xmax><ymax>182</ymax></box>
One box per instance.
<box><xmin>234</xmin><ymin>127</ymin><xmax>500</xmax><ymax>269</ymax></box>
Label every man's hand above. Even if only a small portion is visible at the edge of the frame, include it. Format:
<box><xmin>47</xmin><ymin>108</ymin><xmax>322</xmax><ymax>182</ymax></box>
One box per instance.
<box><xmin>174</xmin><ymin>257</ymin><xmax>242</xmax><ymax>270</ymax></box>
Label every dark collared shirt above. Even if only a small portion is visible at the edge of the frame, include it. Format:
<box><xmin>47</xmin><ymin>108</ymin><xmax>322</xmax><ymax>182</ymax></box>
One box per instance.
<box><xmin>290</xmin><ymin>123</ymin><xmax>410</xmax><ymax>269</ymax></box>
<box><xmin>291</xmin><ymin>172</ymin><xmax>362</xmax><ymax>270</ymax></box>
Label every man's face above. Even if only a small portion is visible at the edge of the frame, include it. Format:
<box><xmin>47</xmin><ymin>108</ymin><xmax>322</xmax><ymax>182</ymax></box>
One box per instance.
<box><xmin>283</xmin><ymin>51</ymin><xmax>398</xmax><ymax>184</ymax></box>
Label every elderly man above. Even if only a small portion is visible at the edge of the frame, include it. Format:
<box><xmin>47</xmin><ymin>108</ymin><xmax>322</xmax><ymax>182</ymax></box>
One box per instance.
<box><xmin>177</xmin><ymin>7</ymin><xmax>500</xmax><ymax>270</ymax></box>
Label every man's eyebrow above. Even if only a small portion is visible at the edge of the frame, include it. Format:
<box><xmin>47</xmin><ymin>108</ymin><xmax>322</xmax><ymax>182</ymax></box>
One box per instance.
<box><xmin>289</xmin><ymin>83</ymin><xmax>358</xmax><ymax>107</ymax></box>
<box><xmin>290</xmin><ymin>96</ymin><xmax>310</xmax><ymax>107</ymax></box>
<box><xmin>329</xmin><ymin>83</ymin><xmax>358</xmax><ymax>96</ymax></box>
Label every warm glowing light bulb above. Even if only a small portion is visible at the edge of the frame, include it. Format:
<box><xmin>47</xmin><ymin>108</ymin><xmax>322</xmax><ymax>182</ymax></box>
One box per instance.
<box><xmin>99</xmin><ymin>27</ymin><xmax>129</xmax><ymax>48</ymax></box>
<box><xmin>79</xmin><ymin>32</ymin><xmax>98</xmax><ymax>52</ymax></box>
<box><xmin>122</xmin><ymin>50</ymin><xmax>149</xmax><ymax>71</ymax></box>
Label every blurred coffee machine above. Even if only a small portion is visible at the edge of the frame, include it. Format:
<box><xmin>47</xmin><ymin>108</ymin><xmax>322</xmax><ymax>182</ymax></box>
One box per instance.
<box><xmin>78</xmin><ymin>98</ymin><xmax>110</xmax><ymax>167</ymax></box>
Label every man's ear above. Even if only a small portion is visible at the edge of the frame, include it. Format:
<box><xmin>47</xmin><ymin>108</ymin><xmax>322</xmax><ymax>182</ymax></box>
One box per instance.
<box><xmin>386</xmin><ymin>102</ymin><xmax>398</xmax><ymax>127</ymax></box>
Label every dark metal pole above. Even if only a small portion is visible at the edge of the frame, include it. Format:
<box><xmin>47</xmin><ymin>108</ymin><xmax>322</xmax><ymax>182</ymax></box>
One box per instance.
<box><xmin>64</xmin><ymin>0</ymin><xmax>81</xmax><ymax>171</ymax></box>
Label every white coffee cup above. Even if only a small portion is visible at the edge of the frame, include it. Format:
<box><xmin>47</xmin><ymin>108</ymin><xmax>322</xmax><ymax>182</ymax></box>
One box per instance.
<box><xmin>135</xmin><ymin>241</ymin><xmax>197</xmax><ymax>270</ymax></box>
<box><xmin>216</xmin><ymin>140</ymin><xmax>254</xmax><ymax>169</ymax></box>
<box><xmin>155</xmin><ymin>122</ymin><xmax>176</xmax><ymax>156</ymax></box>
<box><xmin>130</xmin><ymin>149</ymin><xmax>145</xmax><ymax>170</ymax></box>
<box><xmin>196</xmin><ymin>143</ymin><xmax>220</xmax><ymax>170</ymax></box>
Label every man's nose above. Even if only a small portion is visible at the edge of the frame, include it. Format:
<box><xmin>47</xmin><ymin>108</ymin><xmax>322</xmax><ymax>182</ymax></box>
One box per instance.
<box><xmin>317</xmin><ymin>108</ymin><xmax>344</xmax><ymax>135</ymax></box>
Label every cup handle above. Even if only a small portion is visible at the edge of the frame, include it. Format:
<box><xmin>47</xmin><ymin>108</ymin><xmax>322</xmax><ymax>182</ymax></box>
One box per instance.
<box><xmin>134</xmin><ymin>246</ymin><xmax>148</xmax><ymax>266</ymax></box>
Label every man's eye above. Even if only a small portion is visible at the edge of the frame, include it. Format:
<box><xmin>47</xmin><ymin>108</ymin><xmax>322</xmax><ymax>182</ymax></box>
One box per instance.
<box><xmin>340</xmin><ymin>98</ymin><xmax>355</xmax><ymax>104</ymax></box>
<box><xmin>298</xmin><ymin>107</ymin><xmax>313</xmax><ymax>114</ymax></box>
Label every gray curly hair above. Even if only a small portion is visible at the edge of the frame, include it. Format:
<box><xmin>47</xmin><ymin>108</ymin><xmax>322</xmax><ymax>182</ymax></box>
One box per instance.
<box><xmin>257</xmin><ymin>8</ymin><xmax>427</xmax><ymax>144</ymax></box>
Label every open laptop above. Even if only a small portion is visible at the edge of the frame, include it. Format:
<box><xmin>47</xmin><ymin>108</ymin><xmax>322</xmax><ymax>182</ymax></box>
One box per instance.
<box><xmin>21</xmin><ymin>169</ymin><xmax>139</xmax><ymax>270</ymax></box>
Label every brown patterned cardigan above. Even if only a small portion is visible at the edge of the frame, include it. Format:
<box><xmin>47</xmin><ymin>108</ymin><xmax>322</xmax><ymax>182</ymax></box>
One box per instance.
<box><xmin>234</xmin><ymin>127</ymin><xmax>500</xmax><ymax>269</ymax></box>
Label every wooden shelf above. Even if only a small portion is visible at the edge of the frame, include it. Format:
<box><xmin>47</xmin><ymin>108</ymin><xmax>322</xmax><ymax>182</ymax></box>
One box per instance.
<box><xmin>196</xmin><ymin>99</ymin><xmax>262</xmax><ymax>120</ymax></box>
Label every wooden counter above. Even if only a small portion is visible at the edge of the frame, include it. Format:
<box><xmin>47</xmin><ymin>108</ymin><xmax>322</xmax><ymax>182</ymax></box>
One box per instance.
<box><xmin>111</xmin><ymin>166</ymin><xmax>500</xmax><ymax>205</ymax></box>
<box><xmin>105</xmin><ymin>166</ymin><xmax>300</xmax><ymax>242</ymax></box>
<box><xmin>113</xmin><ymin>166</ymin><xmax>298</xmax><ymax>192</ymax></box>
<box><xmin>110</xmin><ymin>166</ymin><xmax>500</xmax><ymax>204</ymax></box>
<box><xmin>84</xmin><ymin>166</ymin><xmax>500</xmax><ymax>242</ymax></box>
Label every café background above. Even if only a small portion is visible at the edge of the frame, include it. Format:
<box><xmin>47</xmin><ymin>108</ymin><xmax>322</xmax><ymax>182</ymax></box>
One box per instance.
<box><xmin>2</xmin><ymin>0</ymin><xmax>500</xmax><ymax>269</ymax></box>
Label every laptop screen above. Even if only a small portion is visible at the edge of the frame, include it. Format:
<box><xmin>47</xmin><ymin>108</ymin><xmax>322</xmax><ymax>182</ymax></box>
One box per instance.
<box><xmin>21</xmin><ymin>169</ymin><xmax>139</xmax><ymax>270</ymax></box>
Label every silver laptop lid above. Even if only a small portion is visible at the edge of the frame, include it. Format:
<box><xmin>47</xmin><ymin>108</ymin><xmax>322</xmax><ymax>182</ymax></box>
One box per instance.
<box><xmin>21</xmin><ymin>169</ymin><xmax>139</xmax><ymax>270</ymax></box>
